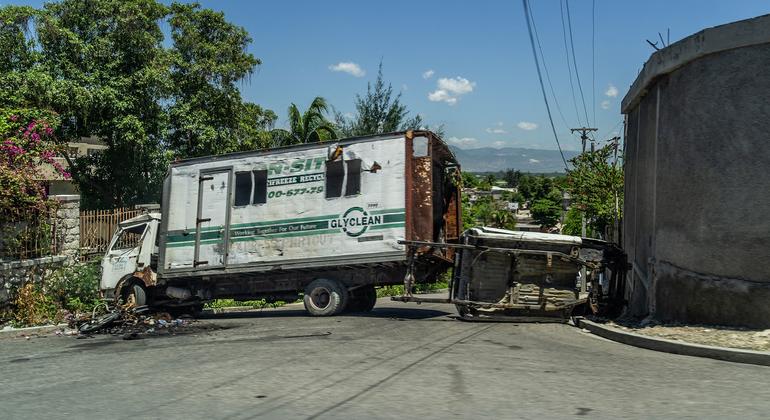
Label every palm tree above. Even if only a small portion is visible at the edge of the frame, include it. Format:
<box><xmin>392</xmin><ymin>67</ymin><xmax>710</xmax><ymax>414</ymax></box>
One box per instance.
<box><xmin>270</xmin><ymin>97</ymin><xmax>337</xmax><ymax>146</ymax></box>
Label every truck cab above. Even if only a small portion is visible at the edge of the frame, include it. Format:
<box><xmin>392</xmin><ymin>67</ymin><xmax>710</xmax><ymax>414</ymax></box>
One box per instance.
<box><xmin>100</xmin><ymin>213</ymin><xmax>160</xmax><ymax>304</ymax></box>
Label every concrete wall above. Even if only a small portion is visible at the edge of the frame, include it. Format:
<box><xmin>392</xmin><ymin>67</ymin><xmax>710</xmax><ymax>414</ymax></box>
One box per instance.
<box><xmin>622</xmin><ymin>15</ymin><xmax>770</xmax><ymax>328</ymax></box>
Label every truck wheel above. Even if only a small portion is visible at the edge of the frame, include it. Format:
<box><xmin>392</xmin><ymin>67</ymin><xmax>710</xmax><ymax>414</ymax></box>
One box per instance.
<box><xmin>122</xmin><ymin>283</ymin><xmax>147</xmax><ymax>308</ymax></box>
<box><xmin>346</xmin><ymin>285</ymin><xmax>377</xmax><ymax>313</ymax></box>
<box><xmin>304</xmin><ymin>278</ymin><xmax>348</xmax><ymax>316</ymax></box>
<box><xmin>358</xmin><ymin>285</ymin><xmax>377</xmax><ymax>312</ymax></box>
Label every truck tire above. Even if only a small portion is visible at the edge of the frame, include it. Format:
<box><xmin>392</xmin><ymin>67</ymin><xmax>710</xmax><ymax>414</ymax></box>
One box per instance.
<box><xmin>304</xmin><ymin>278</ymin><xmax>348</xmax><ymax>316</ymax></box>
<box><xmin>346</xmin><ymin>285</ymin><xmax>377</xmax><ymax>313</ymax></box>
<box><xmin>358</xmin><ymin>285</ymin><xmax>377</xmax><ymax>312</ymax></box>
<box><xmin>123</xmin><ymin>283</ymin><xmax>147</xmax><ymax>308</ymax></box>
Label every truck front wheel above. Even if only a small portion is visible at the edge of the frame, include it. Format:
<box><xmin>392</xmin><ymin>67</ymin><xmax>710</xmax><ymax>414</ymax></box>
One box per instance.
<box><xmin>117</xmin><ymin>280</ymin><xmax>147</xmax><ymax>308</ymax></box>
<box><xmin>303</xmin><ymin>278</ymin><xmax>348</xmax><ymax>316</ymax></box>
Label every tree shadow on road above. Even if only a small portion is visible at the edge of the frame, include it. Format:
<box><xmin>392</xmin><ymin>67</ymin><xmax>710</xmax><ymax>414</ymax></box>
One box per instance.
<box><xmin>198</xmin><ymin>306</ymin><xmax>453</xmax><ymax>321</ymax></box>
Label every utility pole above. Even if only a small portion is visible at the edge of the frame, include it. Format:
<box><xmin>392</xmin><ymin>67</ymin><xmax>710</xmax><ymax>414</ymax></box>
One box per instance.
<box><xmin>570</xmin><ymin>127</ymin><xmax>598</xmax><ymax>241</ymax></box>
<box><xmin>608</xmin><ymin>136</ymin><xmax>621</xmax><ymax>244</ymax></box>
<box><xmin>570</xmin><ymin>127</ymin><xmax>598</xmax><ymax>153</ymax></box>
<box><xmin>570</xmin><ymin>127</ymin><xmax>597</xmax><ymax>294</ymax></box>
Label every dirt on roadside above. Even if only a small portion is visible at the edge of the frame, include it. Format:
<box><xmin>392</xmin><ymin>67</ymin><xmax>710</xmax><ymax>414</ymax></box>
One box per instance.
<box><xmin>600</xmin><ymin>319</ymin><xmax>770</xmax><ymax>352</ymax></box>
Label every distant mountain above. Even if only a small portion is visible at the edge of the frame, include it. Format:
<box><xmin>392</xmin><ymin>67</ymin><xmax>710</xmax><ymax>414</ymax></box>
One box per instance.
<box><xmin>449</xmin><ymin>146</ymin><xmax>578</xmax><ymax>173</ymax></box>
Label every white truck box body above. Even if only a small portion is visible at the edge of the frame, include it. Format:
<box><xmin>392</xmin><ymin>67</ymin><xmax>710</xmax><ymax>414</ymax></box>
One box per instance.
<box><xmin>159</xmin><ymin>135</ymin><xmax>408</xmax><ymax>276</ymax></box>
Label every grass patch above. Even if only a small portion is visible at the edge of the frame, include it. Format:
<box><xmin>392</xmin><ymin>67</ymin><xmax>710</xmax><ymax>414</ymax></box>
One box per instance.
<box><xmin>204</xmin><ymin>299</ymin><xmax>291</xmax><ymax>310</ymax></box>
<box><xmin>376</xmin><ymin>279</ymin><xmax>449</xmax><ymax>298</ymax></box>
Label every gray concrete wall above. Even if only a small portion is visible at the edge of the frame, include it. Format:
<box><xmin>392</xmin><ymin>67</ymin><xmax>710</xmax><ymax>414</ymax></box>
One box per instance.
<box><xmin>622</xmin><ymin>20</ymin><xmax>770</xmax><ymax>328</ymax></box>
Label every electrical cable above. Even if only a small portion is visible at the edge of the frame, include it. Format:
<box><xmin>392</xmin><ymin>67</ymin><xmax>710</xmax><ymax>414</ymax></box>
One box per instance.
<box><xmin>566</xmin><ymin>0</ymin><xmax>591</xmax><ymax>128</ymax></box>
<box><xmin>592</xmin><ymin>0</ymin><xmax>596</xmax><ymax>128</ymax></box>
<box><xmin>528</xmin><ymin>0</ymin><xmax>573</xmax><ymax>134</ymax></box>
<box><xmin>560</xmin><ymin>0</ymin><xmax>583</xmax><ymax>126</ymax></box>
<box><xmin>522</xmin><ymin>0</ymin><xmax>569</xmax><ymax>171</ymax></box>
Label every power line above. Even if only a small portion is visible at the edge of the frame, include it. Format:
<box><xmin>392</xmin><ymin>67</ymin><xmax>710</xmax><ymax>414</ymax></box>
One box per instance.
<box><xmin>592</xmin><ymin>0</ymin><xmax>596</xmax><ymax>127</ymax></box>
<box><xmin>522</xmin><ymin>0</ymin><xmax>569</xmax><ymax>171</ymax></box>
<box><xmin>527</xmin><ymin>1</ymin><xmax>571</xmax><ymax>133</ymax></box>
<box><xmin>559</xmin><ymin>0</ymin><xmax>583</xmax><ymax>126</ymax></box>
<box><xmin>565</xmin><ymin>0</ymin><xmax>591</xmax><ymax>128</ymax></box>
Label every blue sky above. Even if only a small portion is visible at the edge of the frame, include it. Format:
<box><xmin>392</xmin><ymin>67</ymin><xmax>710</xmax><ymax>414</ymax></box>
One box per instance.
<box><xmin>10</xmin><ymin>0</ymin><xmax>770</xmax><ymax>151</ymax></box>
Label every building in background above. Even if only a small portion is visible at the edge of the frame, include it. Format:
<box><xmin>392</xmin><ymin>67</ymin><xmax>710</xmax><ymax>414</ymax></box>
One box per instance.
<box><xmin>621</xmin><ymin>14</ymin><xmax>770</xmax><ymax>328</ymax></box>
<box><xmin>37</xmin><ymin>137</ymin><xmax>107</xmax><ymax>195</ymax></box>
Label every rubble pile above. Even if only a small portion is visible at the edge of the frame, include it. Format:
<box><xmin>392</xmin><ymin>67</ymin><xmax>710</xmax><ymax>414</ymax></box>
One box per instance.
<box><xmin>75</xmin><ymin>306</ymin><xmax>194</xmax><ymax>340</ymax></box>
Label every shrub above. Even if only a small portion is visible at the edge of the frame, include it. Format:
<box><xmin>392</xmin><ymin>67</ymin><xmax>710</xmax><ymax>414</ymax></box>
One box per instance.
<box><xmin>13</xmin><ymin>283</ymin><xmax>60</xmax><ymax>326</ymax></box>
<box><xmin>46</xmin><ymin>261</ymin><xmax>101</xmax><ymax>313</ymax></box>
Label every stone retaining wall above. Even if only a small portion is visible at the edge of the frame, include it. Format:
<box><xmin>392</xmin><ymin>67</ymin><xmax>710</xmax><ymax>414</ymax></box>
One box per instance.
<box><xmin>51</xmin><ymin>195</ymin><xmax>80</xmax><ymax>260</ymax></box>
<box><xmin>0</xmin><ymin>255</ymin><xmax>68</xmax><ymax>307</ymax></box>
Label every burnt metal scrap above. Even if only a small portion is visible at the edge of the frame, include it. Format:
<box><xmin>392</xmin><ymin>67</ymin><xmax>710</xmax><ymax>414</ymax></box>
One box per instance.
<box><xmin>76</xmin><ymin>304</ymin><xmax>192</xmax><ymax>339</ymax></box>
<box><xmin>394</xmin><ymin>227</ymin><xmax>627</xmax><ymax>321</ymax></box>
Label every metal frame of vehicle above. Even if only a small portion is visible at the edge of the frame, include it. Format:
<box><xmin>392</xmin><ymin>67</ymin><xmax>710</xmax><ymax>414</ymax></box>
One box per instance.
<box><xmin>393</xmin><ymin>227</ymin><xmax>627</xmax><ymax>321</ymax></box>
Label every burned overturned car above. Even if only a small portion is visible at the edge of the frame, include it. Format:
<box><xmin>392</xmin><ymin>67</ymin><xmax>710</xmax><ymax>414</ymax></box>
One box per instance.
<box><xmin>395</xmin><ymin>227</ymin><xmax>627</xmax><ymax>321</ymax></box>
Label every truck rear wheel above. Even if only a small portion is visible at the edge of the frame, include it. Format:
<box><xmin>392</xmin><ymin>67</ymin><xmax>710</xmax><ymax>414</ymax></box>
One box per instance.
<box><xmin>303</xmin><ymin>278</ymin><xmax>348</xmax><ymax>316</ymax></box>
<box><xmin>347</xmin><ymin>285</ymin><xmax>377</xmax><ymax>313</ymax></box>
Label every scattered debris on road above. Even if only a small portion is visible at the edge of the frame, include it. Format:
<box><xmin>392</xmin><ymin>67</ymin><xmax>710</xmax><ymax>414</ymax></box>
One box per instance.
<box><xmin>75</xmin><ymin>305</ymin><xmax>196</xmax><ymax>340</ymax></box>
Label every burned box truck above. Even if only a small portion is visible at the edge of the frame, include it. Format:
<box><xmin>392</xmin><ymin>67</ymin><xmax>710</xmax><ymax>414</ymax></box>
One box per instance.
<box><xmin>100</xmin><ymin>131</ymin><xmax>461</xmax><ymax>315</ymax></box>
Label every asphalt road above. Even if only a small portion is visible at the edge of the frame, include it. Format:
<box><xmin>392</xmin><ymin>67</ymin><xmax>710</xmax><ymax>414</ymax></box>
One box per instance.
<box><xmin>1</xmin><ymin>297</ymin><xmax>769</xmax><ymax>419</ymax></box>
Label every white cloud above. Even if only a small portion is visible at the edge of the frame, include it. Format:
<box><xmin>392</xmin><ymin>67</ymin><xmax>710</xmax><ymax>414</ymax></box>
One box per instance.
<box><xmin>329</xmin><ymin>62</ymin><xmax>365</xmax><ymax>77</ymax></box>
<box><xmin>446</xmin><ymin>136</ymin><xmax>478</xmax><ymax>148</ymax></box>
<box><xmin>605</xmin><ymin>84</ymin><xmax>619</xmax><ymax>98</ymax></box>
<box><xmin>422</xmin><ymin>69</ymin><xmax>435</xmax><ymax>79</ymax></box>
<box><xmin>437</xmin><ymin>77</ymin><xmax>475</xmax><ymax>94</ymax></box>
<box><xmin>492</xmin><ymin>141</ymin><xmax>507</xmax><ymax>148</ymax></box>
<box><xmin>428</xmin><ymin>90</ymin><xmax>457</xmax><ymax>105</ymax></box>
<box><xmin>486</xmin><ymin>127</ymin><xmax>507</xmax><ymax>134</ymax></box>
<box><xmin>428</xmin><ymin>76</ymin><xmax>476</xmax><ymax>105</ymax></box>
<box><xmin>528</xmin><ymin>158</ymin><xmax>541</xmax><ymax>164</ymax></box>
<box><xmin>601</xmin><ymin>100</ymin><xmax>611</xmax><ymax>110</ymax></box>
<box><xmin>517</xmin><ymin>121</ymin><xmax>538</xmax><ymax>131</ymax></box>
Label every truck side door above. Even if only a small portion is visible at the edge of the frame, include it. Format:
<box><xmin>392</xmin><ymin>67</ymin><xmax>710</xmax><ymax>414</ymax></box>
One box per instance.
<box><xmin>194</xmin><ymin>169</ymin><xmax>232</xmax><ymax>269</ymax></box>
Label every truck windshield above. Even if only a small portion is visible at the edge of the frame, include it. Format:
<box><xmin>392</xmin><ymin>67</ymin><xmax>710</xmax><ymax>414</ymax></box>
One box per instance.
<box><xmin>111</xmin><ymin>224</ymin><xmax>147</xmax><ymax>252</ymax></box>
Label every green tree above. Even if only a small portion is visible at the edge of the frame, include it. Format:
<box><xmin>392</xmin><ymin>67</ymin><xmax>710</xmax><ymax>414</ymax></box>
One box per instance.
<box><xmin>561</xmin><ymin>207</ymin><xmax>584</xmax><ymax>236</ymax></box>
<box><xmin>530</xmin><ymin>197</ymin><xmax>561</xmax><ymax>228</ymax></box>
<box><xmin>335</xmin><ymin>62</ymin><xmax>423</xmax><ymax>137</ymax></box>
<box><xmin>35</xmin><ymin>0</ymin><xmax>172</xmax><ymax>209</ymax></box>
<box><xmin>503</xmin><ymin>169</ymin><xmax>522</xmax><ymax>188</ymax></box>
<box><xmin>167</xmin><ymin>2</ymin><xmax>271</xmax><ymax>157</ymax></box>
<box><xmin>460</xmin><ymin>171</ymin><xmax>479</xmax><ymax>189</ymax></box>
<box><xmin>491</xmin><ymin>208</ymin><xmax>516</xmax><ymax>230</ymax></box>
<box><xmin>0</xmin><ymin>0</ymin><xmax>276</xmax><ymax>209</ymax></box>
<box><xmin>271</xmin><ymin>97</ymin><xmax>337</xmax><ymax>146</ymax></box>
<box><xmin>566</xmin><ymin>144</ymin><xmax>623</xmax><ymax>236</ymax></box>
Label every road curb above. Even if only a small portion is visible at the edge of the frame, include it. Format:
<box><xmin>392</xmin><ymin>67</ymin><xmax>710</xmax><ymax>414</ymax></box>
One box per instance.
<box><xmin>0</xmin><ymin>323</ymin><xmax>69</xmax><ymax>339</ymax></box>
<box><xmin>576</xmin><ymin>318</ymin><xmax>770</xmax><ymax>367</ymax></box>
